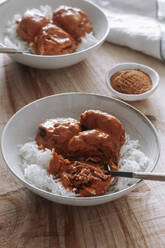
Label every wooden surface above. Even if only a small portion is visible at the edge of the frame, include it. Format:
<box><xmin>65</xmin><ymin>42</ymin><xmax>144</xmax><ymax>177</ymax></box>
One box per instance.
<box><xmin>1</xmin><ymin>42</ymin><xmax>165</xmax><ymax>248</ymax></box>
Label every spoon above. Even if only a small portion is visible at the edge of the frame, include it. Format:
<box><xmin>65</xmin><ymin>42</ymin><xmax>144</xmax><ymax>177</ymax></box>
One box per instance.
<box><xmin>0</xmin><ymin>47</ymin><xmax>31</xmax><ymax>54</ymax></box>
<box><xmin>108</xmin><ymin>170</ymin><xmax>165</xmax><ymax>181</ymax></box>
<box><xmin>0</xmin><ymin>43</ymin><xmax>32</xmax><ymax>54</ymax></box>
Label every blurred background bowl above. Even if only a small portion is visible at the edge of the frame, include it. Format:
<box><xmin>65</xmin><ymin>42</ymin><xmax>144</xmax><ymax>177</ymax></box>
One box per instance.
<box><xmin>105</xmin><ymin>63</ymin><xmax>159</xmax><ymax>101</ymax></box>
<box><xmin>0</xmin><ymin>0</ymin><xmax>109</xmax><ymax>69</ymax></box>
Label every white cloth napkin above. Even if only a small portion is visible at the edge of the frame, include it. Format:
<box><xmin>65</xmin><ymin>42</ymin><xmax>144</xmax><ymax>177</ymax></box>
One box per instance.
<box><xmin>90</xmin><ymin>0</ymin><xmax>165</xmax><ymax>60</ymax></box>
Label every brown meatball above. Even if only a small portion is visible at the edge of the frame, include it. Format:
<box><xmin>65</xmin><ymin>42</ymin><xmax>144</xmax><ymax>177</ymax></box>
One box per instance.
<box><xmin>48</xmin><ymin>149</ymin><xmax>111</xmax><ymax>197</ymax></box>
<box><xmin>80</xmin><ymin>110</ymin><xmax>125</xmax><ymax>151</ymax></box>
<box><xmin>16</xmin><ymin>12</ymin><xmax>50</xmax><ymax>42</ymax></box>
<box><xmin>36</xmin><ymin>118</ymin><xmax>81</xmax><ymax>156</ymax></box>
<box><xmin>33</xmin><ymin>23</ymin><xmax>77</xmax><ymax>55</ymax></box>
<box><xmin>52</xmin><ymin>5</ymin><xmax>93</xmax><ymax>42</ymax></box>
<box><xmin>68</xmin><ymin>129</ymin><xmax>120</xmax><ymax>167</ymax></box>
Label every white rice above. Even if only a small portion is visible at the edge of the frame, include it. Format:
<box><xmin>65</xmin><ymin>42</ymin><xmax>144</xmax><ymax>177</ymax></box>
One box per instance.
<box><xmin>18</xmin><ymin>134</ymin><xmax>149</xmax><ymax>197</ymax></box>
<box><xmin>18</xmin><ymin>142</ymin><xmax>75</xmax><ymax>196</ymax></box>
<box><xmin>3</xmin><ymin>5</ymin><xmax>97</xmax><ymax>53</ymax></box>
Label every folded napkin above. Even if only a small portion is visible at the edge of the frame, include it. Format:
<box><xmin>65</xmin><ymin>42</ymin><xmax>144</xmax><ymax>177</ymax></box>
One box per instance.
<box><xmin>90</xmin><ymin>0</ymin><xmax>165</xmax><ymax>60</ymax></box>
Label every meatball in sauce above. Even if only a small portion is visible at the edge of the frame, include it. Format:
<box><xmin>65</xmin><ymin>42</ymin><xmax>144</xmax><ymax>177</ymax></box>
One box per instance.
<box><xmin>68</xmin><ymin>129</ymin><xmax>120</xmax><ymax>168</ymax></box>
<box><xmin>33</xmin><ymin>23</ymin><xmax>77</xmax><ymax>55</ymax></box>
<box><xmin>53</xmin><ymin>5</ymin><xmax>93</xmax><ymax>43</ymax></box>
<box><xmin>16</xmin><ymin>12</ymin><xmax>50</xmax><ymax>42</ymax></box>
<box><xmin>80</xmin><ymin>110</ymin><xmax>125</xmax><ymax>151</ymax></box>
<box><xmin>36</xmin><ymin>118</ymin><xmax>81</xmax><ymax>156</ymax></box>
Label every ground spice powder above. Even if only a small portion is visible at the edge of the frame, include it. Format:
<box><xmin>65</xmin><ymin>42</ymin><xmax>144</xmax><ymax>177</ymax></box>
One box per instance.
<box><xmin>110</xmin><ymin>69</ymin><xmax>152</xmax><ymax>94</ymax></box>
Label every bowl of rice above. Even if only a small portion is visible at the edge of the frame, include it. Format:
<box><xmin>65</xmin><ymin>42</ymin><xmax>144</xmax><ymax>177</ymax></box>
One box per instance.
<box><xmin>1</xmin><ymin>93</ymin><xmax>160</xmax><ymax>206</ymax></box>
<box><xmin>0</xmin><ymin>0</ymin><xmax>109</xmax><ymax>69</ymax></box>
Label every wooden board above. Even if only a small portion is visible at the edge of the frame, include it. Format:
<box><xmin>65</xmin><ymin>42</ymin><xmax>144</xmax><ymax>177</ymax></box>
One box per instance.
<box><xmin>1</xmin><ymin>43</ymin><xmax>165</xmax><ymax>248</ymax></box>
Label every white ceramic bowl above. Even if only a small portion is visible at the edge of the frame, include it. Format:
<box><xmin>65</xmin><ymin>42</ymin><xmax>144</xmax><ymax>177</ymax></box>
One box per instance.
<box><xmin>1</xmin><ymin>93</ymin><xmax>160</xmax><ymax>206</ymax></box>
<box><xmin>105</xmin><ymin>63</ymin><xmax>159</xmax><ymax>101</ymax></box>
<box><xmin>0</xmin><ymin>0</ymin><xmax>109</xmax><ymax>69</ymax></box>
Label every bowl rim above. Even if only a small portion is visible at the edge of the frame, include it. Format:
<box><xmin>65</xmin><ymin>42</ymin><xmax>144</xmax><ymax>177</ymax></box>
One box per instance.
<box><xmin>105</xmin><ymin>62</ymin><xmax>160</xmax><ymax>98</ymax></box>
<box><xmin>1</xmin><ymin>92</ymin><xmax>160</xmax><ymax>202</ymax></box>
<box><xmin>1</xmin><ymin>0</ymin><xmax>110</xmax><ymax>58</ymax></box>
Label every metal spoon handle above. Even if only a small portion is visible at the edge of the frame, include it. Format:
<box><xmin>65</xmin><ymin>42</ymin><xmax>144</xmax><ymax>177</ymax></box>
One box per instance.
<box><xmin>0</xmin><ymin>47</ymin><xmax>23</xmax><ymax>54</ymax></box>
<box><xmin>133</xmin><ymin>172</ymin><xmax>165</xmax><ymax>181</ymax></box>
<box><xmin>109</xmin><ymin>171</ymin><xmax>165</xmax><ymax>181</ymax></box>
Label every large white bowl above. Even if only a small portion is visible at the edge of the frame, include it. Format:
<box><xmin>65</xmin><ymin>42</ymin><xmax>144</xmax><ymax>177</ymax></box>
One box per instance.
<box><xmin>1</xmin><ymin>93</ymin><xmax>160</xmax><ymax>206</ymax></box>
<box><xmin>0</xmin><ymin>0</ymin><xmax>109</xmax><ymax>69</ymax></box>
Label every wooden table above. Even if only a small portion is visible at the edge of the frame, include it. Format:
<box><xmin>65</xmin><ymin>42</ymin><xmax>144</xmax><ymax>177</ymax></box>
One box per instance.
<box><xmin>1</xmin><ymin>42</ymin><xmax>165</xmax><ymax>248</ymax></box>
